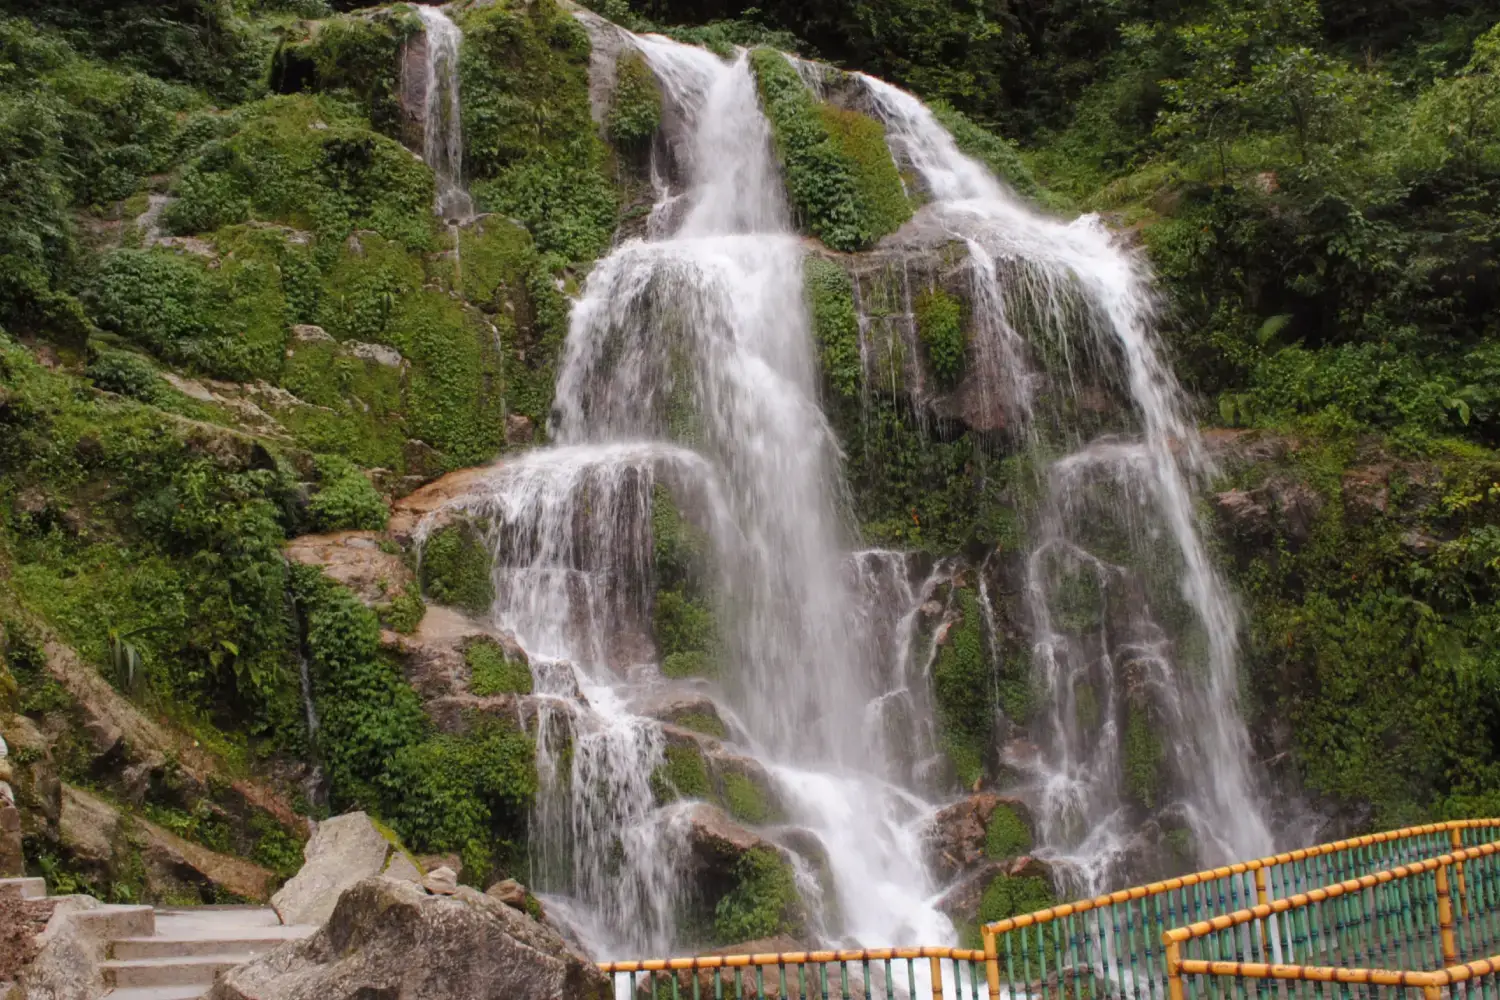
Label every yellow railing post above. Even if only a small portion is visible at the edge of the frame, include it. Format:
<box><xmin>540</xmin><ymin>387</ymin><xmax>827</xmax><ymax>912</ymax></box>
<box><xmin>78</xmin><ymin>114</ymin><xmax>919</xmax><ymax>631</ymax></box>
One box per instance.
<box><xmin>1166</xmin><ymin>940</ymin><xmax>1185</xmax><ymax>1000</ymax></box>
<box><xmin>982</xmin><ymin>926</ymin><xmax>1001</xmax><ymax>999</ymax></box>
<box><xmin>929</xmin><ymin>955</ymin><xmax>944</xmax><ymax>1000</ymax></box>
<box><xmin>1451</xmin><ymin>826</ymin><xmax>1470</xmax><ymax>917</ymax></box>
<box><xmin>1436</xmin><ymin>863</ymin><xmax>1459</xmax><ymax>965</ymax></box>
<box><xmin>1254</xmin><ymin>867</ymin><xmax>1270</xmax><ymax>951</ymax></box>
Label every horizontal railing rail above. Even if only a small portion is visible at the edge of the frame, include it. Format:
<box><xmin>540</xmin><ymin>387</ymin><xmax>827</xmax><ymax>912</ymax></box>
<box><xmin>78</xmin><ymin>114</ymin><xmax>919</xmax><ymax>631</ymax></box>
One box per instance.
<box><xmin>597</xmin><ymin>820</ymin><xmax>1500</xmax><ymax>1000</ymax></box>
<box><xmin>979</xmin><ymin>820</ymin><xmax>1500</xmax><ymax>1000</ymax></box>
<box><xmin>600</xmin><ymin>945</ymin><xmax>988</xmax><ymax>998</ymax></box>
<box><xmin>1164</xmin><ymin>841</ymin><xmax>1500</xmax><ymax>999</ymax></box>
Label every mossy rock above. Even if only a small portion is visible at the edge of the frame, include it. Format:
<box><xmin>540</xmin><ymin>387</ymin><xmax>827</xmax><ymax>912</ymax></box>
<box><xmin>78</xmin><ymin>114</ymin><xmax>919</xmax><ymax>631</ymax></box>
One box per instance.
<box><xmin>272</xmin><ymin>8</ymin><xmax>424</xmax><ymax>144</ymax></box>
<box><xmin>933</xmin><ymin>589</ymin><xmax>992</xmax><ymax>787</ymax></box>
<box><xmin>1123</xmin><ymin>705</ymin><xmax>1166</xmax><ymax>810</ymax></box>
<box><xmin>804</xmin><ymin>256</ymin><xmax>861</xmax><ymax>400</ymax></box>
<box><xmin>984</xmin><ymin>802</ymin><xmax>1032</xmax><ymax>859</ymax></box>
<box><xmin>651</xmin><ymin>743</ymin><xmax>713</xmax><ymax>804</ymax></box>
<box><xmin>662</xmin><ymin>650</ymin><xmax>718</xmax><ymax>679</ymax></box>
<box><xmin>464</xmin><ymin>636</ymin><xmax>533</xmax><ymax>696</ymax></box>
<box><xmin>608</xmin><ymin>50</ymin><xmax>662</xmax><ymax>147</ymax></box>
<box><xmin>915</xmin><ymin>286</ymin><xmax>966</xmax><ymax>387</ymax></box>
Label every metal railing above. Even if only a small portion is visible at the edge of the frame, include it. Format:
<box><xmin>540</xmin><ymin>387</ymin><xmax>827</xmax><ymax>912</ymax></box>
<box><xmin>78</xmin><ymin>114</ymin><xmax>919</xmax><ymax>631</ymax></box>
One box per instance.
<box><xmin>599</xmin><ymin>945</ymin><xmax>989</xmax><ymax>998</ymax></box>
<box><xmin>597</xmin><ymin>820</ymin><xmax>1500</xmax><ymax>999</ymax></box>
<box><xmin>979</xmin><ymin>821</ymin><xmax>1500</xmax><ymax>1000</ymax></box>
<box><xmin>1163</xmin><ymin>841</ymin><xmax>1500</xmax><ymax>999</ymax></box>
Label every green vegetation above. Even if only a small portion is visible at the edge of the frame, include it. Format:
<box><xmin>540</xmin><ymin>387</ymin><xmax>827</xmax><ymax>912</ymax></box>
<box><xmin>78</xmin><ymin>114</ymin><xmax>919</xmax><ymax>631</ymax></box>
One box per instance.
<box><xmin>654</xmin><ymin>590</ymin><xmax>717</xmax><ymax>659</ymax></box>
<box><xmin>713</xmin><ymin>847</ymin><xmax>803</xmax><ymax>943</ymax></box>
<box><xmin>721</xmin><ymin>771</ymin><xmax>774</xmax><ymax>825</ymax></box>
<box><xmin>804</xmin><ymin>256</ymin><xmax>861</xmax><ymax>400</ymax></box>
<box><xmin>914</xmin><ymin>287</ymin><xmax>966</xmax><ymax>387</ymax></box>
<box><xmin>308</xmin><ymin>455</ymin><xmax>387</xmax><ymax>532</ymax></box>
<box><xmin>1123</xmin><ymin>705</ymin><xmax>1165</xmax><ymax>810</ymax></box>
<box><xmin>273</xmin><ymin>8</ymin><xmax>423</xmax><ymax>140</ymax></box>
<box><xmin>608</xmin><ymin>51</ymin><xmax>663</xmax><ymax>146</ymax></box>
<box><xmin>672</xmin><ymin>711</ymin><xmax>728</xmax><ymax>739</ymax></box>
<box><xmin>750</xmin><ymin>48</ymin><xmax>907</xmax><ymax>251</ymax></box>
<box><xmin>459</xmin><ymin>0</ymin><xmax>618</xmax><ymax>263</ymax></box>
<box><xmin>984</xmin><ymin>802</ymin><xmax>1032</xmax><ymax>859</ymax></box>
<box><xmin>652</xmin><ymin>743</ymin><xmax>712</xmax><ymax>802</ymax></box>
<box><xmin>378</xmin><ymin>589</ymin><xmax>426</xmax><ymax>635</ymax></box>
<box><xmin>662</xmin><ymin>651</ymin><xmax>717</xmax><ymax>679</ymax></box>
<box><xmin>465</xmin><ymin>636</ymin><xmax>533</xmax><ymax>697</ymax></box>
<box><xmin>419</xmin><ymin>522</ymin><xmax>495</xmax><ymax>617</ymax></box>
<box><xmin>932</xmin><ymin>588</ymin><xmax>992</xmax><ymax>786</ymax></box>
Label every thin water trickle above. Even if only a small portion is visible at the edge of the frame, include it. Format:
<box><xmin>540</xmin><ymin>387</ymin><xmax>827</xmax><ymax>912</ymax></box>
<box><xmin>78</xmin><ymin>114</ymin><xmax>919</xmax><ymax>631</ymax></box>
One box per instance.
<box><xmin>416</xmin><ymin>5</ymin><xmax>474</xmax><ymax>223</ymax></box>
<box><xmin>862</xmin><ymin>74</ymin><xmax>1274</xmax><ymax>891</ymax></box>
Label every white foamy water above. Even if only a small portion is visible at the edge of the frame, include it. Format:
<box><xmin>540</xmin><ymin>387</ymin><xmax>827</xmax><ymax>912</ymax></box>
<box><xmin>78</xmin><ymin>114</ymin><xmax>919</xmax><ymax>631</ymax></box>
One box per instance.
<box><xmin>862</xmin><ymin>74</ymin><xmax>1273</xmax><ymax>889</ymax></box>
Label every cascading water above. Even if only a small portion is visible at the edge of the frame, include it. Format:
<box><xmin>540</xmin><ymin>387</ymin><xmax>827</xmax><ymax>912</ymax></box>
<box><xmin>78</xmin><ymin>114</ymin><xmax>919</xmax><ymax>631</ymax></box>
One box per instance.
<box><xmin>860</xmin><ymin>76</ymin><xmax>1274</xmax><ymax>891</ymax></box>
<box><xmin>418</xmin><ymin>32</ymin><xmax>953</xmax><ymax>959</ymax></box>
<box><xmin>415</xmin><ymin>5</ymin><xmax>473</xmax><ymax>222</ymax></box>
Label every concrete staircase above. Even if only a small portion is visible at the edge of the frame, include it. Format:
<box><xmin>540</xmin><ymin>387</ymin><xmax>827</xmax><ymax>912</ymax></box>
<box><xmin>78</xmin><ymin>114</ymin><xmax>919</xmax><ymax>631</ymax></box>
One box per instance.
<box><xmin>4</xmin><ymin>877</ymin><xmax>315</xmax><ymax>1000</ymax></box>
<box><xmin>101</xmin><ymin>907</ymin><xmax>316</xmax><ymax>1000</ymax></box>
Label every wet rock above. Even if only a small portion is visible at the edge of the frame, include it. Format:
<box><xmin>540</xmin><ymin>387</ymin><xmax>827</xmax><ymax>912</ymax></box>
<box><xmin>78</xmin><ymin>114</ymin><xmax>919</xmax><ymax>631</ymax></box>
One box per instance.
<box><xmin>681</xmin><ymin>803</ymin><xmax>770</xmax><ymax>867</ymax></box>
<box><xmin>1213</xmin><ymin>489</ymin><xmax>1272</xmax><ymax>541</ymax></box>
<box><xmin>935</xmin><ymin>860</ymin><xmax>1004</xmax><ymax>921</ymax></box>
<box><xmin>506</xmin><ymin>413</ymin><xmax>536</xmax><ymax>446</ymax></box>
<box><xmin>272</xmin><ymin>811</ymin><xmax>392</xmax><ymax>927</ymax></box>
<box><xmin>423</xmin><ymin>866</ymin><xmax>458</xmax><ymax>895</ymax></box>
<box><xmin>635</xmin><ymin>689</ymin><xmax>727</xmax><ymax>737</ymax></box>
<box><xmin>388</xmin><ymin>466</ymin><xmax>507</xmax><ymax>542</ymax></box>
<box><xmin>925</xmin><ymin>792</ymin><xmax>999</xmax><ymax>881</ymax></box>
<box><xmin>486</xmin><ymin>878</ymin><xmax>527</xmax><ymax>910</ymax></box>
<box><xmin>286</xmin><ymin>532</ymin><xmax>413</xmax><ymax>608</ymax></box>
<box><xmin>211</xmin><ymin>877</ymin><xmax>611</xmax><ymax>1000</ymax></box>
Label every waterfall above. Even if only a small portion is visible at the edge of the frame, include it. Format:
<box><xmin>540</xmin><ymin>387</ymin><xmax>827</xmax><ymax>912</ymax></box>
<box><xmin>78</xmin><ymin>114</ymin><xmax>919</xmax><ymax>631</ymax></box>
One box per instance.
<box><xmin>420</xmin><ymin>33</ymin><xmax>953</xmax><ymax>957</ymax></box>
<box><xmin>416</xmin><ymin>5</ymin><xmax>474</xmax><ymax>223</ymax></box>
<box><xmin>861</xmin><ymin>76</ymin><xmax>1273</xmax><ymax>891</ymax></box>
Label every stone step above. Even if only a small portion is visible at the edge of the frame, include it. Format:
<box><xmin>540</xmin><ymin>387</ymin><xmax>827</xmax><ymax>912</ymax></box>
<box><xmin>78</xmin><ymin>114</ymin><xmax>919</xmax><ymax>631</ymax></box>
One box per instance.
<box><xmin>104</xmin><ymin>987</ymin><xmax>210</xmax><ymax>1000</ymax></box>
<box><xmin>152</xmin><ymin>905</ymin><xmax>283</xmax><ymax>929</ymax></box>
<box><xmin>113</xmin><ymin>925</ymin><xmax>314</xmax><ymax>960</ymax></box>
<box><xmin>0</xmin><ymin>876</ymin><xmax>47</xmax><ymax>899</ymax></box>
<box><xmin>101</xmin><ymin>955</ymin><xmax>252</xmax><ymax>989</ymax></box>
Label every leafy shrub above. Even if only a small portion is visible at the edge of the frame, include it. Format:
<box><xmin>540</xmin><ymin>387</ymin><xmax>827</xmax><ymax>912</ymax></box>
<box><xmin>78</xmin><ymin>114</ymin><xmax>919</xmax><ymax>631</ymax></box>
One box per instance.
<box><xmin>713</xmin><ymin>847</ymin><xmax>802</xmax><ymax>944</ymax></box>
<box><xmin>653</xmin><ymin>590</ymin><xmax>716</xmax><ymax>657</ymax></box>
<box><xmin>932</xmin><ymin>588</ymin><xmax>991</xmax><ymax>786</ymax></box>
<box><xmin>817</xmin><ymin>104</ymin><xmax>911</xmax><ymax>239</ymax></box>
<box><xmin>662</xmin><ymin>650</ymin><xmax>716</xmax><ymax>679</ymax></box>
<box><xmin>915</xmin><ymin>287</ymin><xmax>966</xmax><ymax>386</ymax></box>
<box><xmin>86</xmin><ymin>350</ymin><xmax>162</xmax><ymax>403</ymax></box>
<box><xmin>307</xmin><ymin>454</ymin><xmax>387</xmax><ymax>532</ymax></box>
<box><xmin>465</xmin><ymin>637</ymin><xmax>533</xmax><ymax>696</ymax></box>
<box><xmin>277</xmin><ymin>9</ymin><xmax>422</xmax><ymax>139</ymax></box>
<box><xmin>419</xmin><ymin>522</ymin><xmax>495</xmax><ymax>616</ymax></box>
<box><xmin>378</xmin><ymin>590</ymin><xmax>426</xmax><ymax>635</ymax></box>
<box><xmin>803</xmin><ymin>256</ymin><xmax>861</xmax><ymax>399</ymax></box>
<box><xmin>608</xmin><ymin>51</ymin><xmax>662</xmax><ymax>146</ymax></box>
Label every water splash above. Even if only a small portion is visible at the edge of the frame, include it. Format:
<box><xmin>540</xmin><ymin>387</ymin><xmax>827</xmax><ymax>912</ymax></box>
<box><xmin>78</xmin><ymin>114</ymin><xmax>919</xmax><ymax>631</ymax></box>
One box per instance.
<box><xmin>861</xmin><ymin>75</ymin><xmax>1273</xmax><ymax>890</ymax></box>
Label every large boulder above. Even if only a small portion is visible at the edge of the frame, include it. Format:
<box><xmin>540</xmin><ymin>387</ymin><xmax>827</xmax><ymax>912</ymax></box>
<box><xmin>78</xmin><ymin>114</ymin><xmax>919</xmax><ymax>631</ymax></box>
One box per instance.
<box><xmin>211</xmin><ymin>877</ymin><xmax>611</xmax><ymax>1000</ymax></box>
<box><xmin>272</xmin><ymin>812</ymin><xmax>392</xmax><ymax>927</ymax></box>
<box><xmin>19</xmin><ymin>897</ymin><xmax>153</xmax><ymax>1000</ymax></box>
<box><xmin>924</xmin><ymin>793</ymin><xmax>1034</xmax><ymax>883</ymax></box>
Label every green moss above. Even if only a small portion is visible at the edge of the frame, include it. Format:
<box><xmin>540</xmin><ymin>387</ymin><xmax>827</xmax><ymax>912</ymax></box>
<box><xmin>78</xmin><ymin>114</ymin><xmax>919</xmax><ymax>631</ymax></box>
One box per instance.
<box><xmin>915</xmin><ymin>287</ymin><xmax>966</xmax><ymax>386</ymax></box>
<box><xmin>459</xmin><ymin>0</ymin><xmax>618</xmax><ymax>263</ymax></box>
<box><xmin>713</xmin><ymin>847</ymin><xmax>803</xmax><ymax>944</ymax></box>
<box><xmin>465</xmin><ymin>636</ymin><xmax>533</xmax><ymax>696</ymax></box>
<box><xmin>984</xmin><ymin>803</ymin><xmax>1033</xmax><ymax>859</ymax></box>
<box><xmin>307</xmin><ymin>454</ymin><xmax>388</xmax><ymax>532</ymax></box>
<box><xmin>1123</xmin><ymin>705</ymin><xmax>1165</xmax><ymax>810</ymax></box>
<box><xmin>662</xmin><ymin>650</ymin><xmax>717</xmax><ymax>679</ymax></box>
<box><xmin>817</xmin><ymin>104</ymin><xmax>912</xmax><ymax>241</ymax></box>
<box><xmin>932</xmin><ymin>588</ymin><xmax>992</xmax><ymax>786</ymax></box>
<box><xmin>652</xmin><ymin>484</ymin><xmax>709</xmax><ymax>592</ymax></box>
<box><xmin>803</xmin><ymin>256</ymin><xmax>861</xmax><ymax>399</ymax></box>
<box><xmin>652</xmin><ymin>743</ymin><xmax>712</xmax><ymax>802</ymax></box>
<box><xmin>673</xmin><ymin>711</ymin><xmax>727</xmax><ymax>739</ymax></box>
<box><xmin>958</xmin><ymin>872</ymin><xmax>1058</xmax><ymax>948</ymax></box>
<box><xmin>278</xmin><ymin>336</ymin><xmax>407</xmax><ymax>471</ymax></box>
<box><xmin>721</xmin><ymin>771</ymin><xmax>772</xmax><ymax>825</ymax></box>
<box><xmin>608</xmin><ymin>50</ymin><xmax>662</xmax><ymax>146</ymax></box>
<box><xmin>420</xmin><ymin>522</ymin><xmax>495</xmax><ymax>616</ymax></box>
<box><xmin>654</xmin><ymin>590</ymin><xmax>716</xmax><ymax>658</ymax></box>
